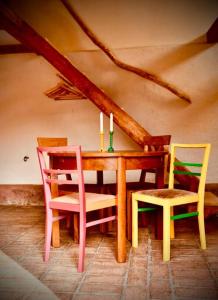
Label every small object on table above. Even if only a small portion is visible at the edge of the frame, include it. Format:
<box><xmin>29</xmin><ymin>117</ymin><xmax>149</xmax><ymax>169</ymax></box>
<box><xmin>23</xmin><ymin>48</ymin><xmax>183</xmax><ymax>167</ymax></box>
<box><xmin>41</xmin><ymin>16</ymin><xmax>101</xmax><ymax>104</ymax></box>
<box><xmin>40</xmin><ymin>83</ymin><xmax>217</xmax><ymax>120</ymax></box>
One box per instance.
<box><xmin>108</xmin><ymin>113</ymin><xmax>114</xmax><ymax>152</ymax></box>
<box><xmin>100</xmin><ymin>112</ymin><xmax>105</xmax><ymax>152</ymax></box>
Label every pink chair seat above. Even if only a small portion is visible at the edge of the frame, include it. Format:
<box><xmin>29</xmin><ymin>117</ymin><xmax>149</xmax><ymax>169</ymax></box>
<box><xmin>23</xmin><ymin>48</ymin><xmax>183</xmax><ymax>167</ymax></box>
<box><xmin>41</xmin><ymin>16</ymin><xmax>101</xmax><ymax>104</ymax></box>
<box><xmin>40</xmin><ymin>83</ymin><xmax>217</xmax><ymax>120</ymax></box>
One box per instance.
<box><xmin>51</xmin><ymin>192</ymin><xmax>116</xmax><ymax>212</ymax></box>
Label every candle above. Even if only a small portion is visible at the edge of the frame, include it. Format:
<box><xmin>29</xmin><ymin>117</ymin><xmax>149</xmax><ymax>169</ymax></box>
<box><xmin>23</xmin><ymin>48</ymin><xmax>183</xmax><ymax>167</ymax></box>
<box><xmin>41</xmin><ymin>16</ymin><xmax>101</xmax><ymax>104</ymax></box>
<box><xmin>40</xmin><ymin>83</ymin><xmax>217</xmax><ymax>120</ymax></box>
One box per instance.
<box><xmin>110</xmin><ymin>113</ymin><xmax>113</xmax><ymax>132</ymax></box>
<box><xmin>100</xmin><ymin>112</ymin><xmax>103</xmax><ymax>133</ymax></box>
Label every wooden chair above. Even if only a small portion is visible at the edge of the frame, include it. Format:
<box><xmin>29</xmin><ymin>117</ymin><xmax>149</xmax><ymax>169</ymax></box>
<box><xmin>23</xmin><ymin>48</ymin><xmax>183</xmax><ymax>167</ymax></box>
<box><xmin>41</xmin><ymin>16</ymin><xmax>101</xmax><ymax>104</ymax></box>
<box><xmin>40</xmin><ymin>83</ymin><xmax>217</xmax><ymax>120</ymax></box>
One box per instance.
<box><xmin>37</xmin><ymin>145</ymin><xmax>116</xmax><ymax>272</ymax></box>
<box><xmin>126</xmin><ymin>135</ymin><xmax>171</xmax><ymax>240</ymax></box>
<box><xmin>37</xmin><ymin>137</ymin><xmax>106</xmax><ymax>241</ymax></box>
<box><xmin>132</xmin><ymin>143</ymin><xmax>211</xmax><ymax>261</ymax></box>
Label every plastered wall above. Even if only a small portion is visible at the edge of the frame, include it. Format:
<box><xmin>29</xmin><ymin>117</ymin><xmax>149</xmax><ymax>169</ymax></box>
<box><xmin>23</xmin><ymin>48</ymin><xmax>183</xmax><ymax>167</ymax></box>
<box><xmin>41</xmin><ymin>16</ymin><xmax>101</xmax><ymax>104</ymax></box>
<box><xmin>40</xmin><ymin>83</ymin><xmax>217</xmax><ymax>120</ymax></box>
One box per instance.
<box><xmin>0</xmin><ymin>0</ymin><xmax>218</xmax><ymax>184</ymax></box>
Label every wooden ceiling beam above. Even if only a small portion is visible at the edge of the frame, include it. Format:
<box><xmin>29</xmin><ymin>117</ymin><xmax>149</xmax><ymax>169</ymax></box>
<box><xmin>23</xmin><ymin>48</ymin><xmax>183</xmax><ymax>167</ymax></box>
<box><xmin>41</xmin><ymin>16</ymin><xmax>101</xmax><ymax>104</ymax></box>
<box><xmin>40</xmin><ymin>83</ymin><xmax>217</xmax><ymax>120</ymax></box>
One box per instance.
<box><xmin>0</xmin><ymin>1</ymin><xmax>199</xmax><ymax>190</ymax></box>
<box><xmin>0</xmin><ymin>44</ymin><xmax>35</xmax><ymax>54</ymax></box>
<box><xmin>207</xmin><ymin>18</ymin><xmax>218</xmax><ymax>43</ymax></box>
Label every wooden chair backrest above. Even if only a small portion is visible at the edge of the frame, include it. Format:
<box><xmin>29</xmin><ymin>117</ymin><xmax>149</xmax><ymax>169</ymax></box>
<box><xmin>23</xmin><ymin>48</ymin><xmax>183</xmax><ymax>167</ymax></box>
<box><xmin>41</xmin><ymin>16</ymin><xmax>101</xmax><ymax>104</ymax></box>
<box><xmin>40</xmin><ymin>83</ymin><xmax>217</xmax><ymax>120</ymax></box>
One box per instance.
<box><xmin>144</xmin><ymin>135</ymin><xmax>171</xmax><ymax>151</ymax></box>
<box><xmin>37</xmin><ymin>137</ymin><xmax>68</xmax><ymax>147</ymax></box>
<box><xmin>141</xmin><ymin>135</ymin><xmax>171</xmax><ymax>184</ymax></box>
<box><xmin>37</xmin><ymin>145</ymin><xmax>85</xmax><ymax>211</ymax></box>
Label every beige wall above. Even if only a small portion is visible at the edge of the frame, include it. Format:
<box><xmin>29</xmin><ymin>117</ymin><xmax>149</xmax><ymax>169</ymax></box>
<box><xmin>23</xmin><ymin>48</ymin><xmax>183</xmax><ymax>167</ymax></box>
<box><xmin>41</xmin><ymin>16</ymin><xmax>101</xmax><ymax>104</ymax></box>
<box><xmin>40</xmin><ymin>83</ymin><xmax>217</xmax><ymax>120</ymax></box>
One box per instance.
<box><xmin>0</xmin><ymin>0</ymin><xmax>218</xmax><ymax>184</ymax></box>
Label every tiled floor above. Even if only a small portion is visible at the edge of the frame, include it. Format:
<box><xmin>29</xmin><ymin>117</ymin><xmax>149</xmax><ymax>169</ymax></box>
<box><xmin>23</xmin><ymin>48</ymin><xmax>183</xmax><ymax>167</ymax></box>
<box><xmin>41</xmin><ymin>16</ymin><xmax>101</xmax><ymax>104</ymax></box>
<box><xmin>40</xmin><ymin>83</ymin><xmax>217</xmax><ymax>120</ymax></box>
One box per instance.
<box><xmin>0</xmin><ymin>205</ymin><xmax>218</xmax><ymax>300</ymax></box>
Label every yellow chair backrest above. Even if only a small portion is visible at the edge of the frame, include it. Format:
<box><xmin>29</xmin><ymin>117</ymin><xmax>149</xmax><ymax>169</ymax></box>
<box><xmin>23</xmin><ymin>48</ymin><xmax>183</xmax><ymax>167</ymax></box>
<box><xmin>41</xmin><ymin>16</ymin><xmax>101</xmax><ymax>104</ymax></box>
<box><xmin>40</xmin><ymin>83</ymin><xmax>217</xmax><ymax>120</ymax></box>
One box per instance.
<box><xmin>169</xmin><ymin>144</ymin><xmax>211</xmax><ymax>200</ymax></box>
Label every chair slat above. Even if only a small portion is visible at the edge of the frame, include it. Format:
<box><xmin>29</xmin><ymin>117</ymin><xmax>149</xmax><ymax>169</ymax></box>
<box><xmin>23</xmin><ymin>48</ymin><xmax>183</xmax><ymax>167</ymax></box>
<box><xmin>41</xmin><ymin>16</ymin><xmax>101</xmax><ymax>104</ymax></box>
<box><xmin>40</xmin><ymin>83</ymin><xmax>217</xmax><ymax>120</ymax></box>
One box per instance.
<box><xmin>138</xmin><ymin>207</ymin><xmax>156</xmax><ymax>212</ymax></box>
<box><xmin>44</xmin><ymin>169</ymin><xmax>77</xmax><ymax>175</ymax></box>
<box><xmin>173</xmin><ymin>170</ymin><xmax>201</xmax><ymax>176</ymax></box>
<box><xmin>174</xmin><ymin>162</ymin><xmax>202</xmax><ymax>167</ymax></box>
<box><xmin>170</xmin><ymin>211</ymin><xmax>199</xmax><ymax>220</ymax></box>
<box><xmin>46</xmin><ymin>179</ymin><xmax>78</xmax><ymax>185</ymax></box>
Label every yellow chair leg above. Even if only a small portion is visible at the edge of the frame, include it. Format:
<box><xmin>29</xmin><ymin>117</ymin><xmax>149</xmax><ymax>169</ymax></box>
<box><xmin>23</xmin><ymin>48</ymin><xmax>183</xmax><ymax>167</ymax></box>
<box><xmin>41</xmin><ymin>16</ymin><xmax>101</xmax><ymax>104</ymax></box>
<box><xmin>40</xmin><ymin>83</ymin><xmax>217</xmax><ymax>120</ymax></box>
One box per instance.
<box><xmin>170</xmin><ymin>207</ymin><xmax>175</xmax><ymax>239</ymax></box>
<box><xmin>132</xmin><ymin>197</ymin><xmax>138</xmax><ymax>248</ymax></box>
<box><xmin>198</xmin><ymin>207</ymin><xmax>206</xmax><ymax>249</ymax></box>
<box><xmin>163</xmin><ymin>205</ymin><xmax>171</xmax><ymax>261</ymax></box>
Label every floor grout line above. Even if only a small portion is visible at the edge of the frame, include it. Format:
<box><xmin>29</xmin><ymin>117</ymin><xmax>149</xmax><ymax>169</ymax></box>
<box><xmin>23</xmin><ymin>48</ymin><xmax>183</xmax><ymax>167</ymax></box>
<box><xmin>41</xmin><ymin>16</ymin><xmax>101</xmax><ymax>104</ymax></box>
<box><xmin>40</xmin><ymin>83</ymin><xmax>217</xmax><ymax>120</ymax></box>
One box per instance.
<box><xmin>1</xmin><ymin>206</ymin><xmax>218</xmax><ymax>300</ymax></box>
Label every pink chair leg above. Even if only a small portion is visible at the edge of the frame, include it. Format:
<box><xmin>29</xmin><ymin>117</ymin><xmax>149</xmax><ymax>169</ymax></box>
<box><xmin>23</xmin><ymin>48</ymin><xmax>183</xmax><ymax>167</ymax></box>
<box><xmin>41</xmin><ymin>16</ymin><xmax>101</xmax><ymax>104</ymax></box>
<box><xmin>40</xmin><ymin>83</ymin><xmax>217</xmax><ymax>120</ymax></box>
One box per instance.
<box><xmin>44</xmin><ymin>209</ymin><xmax>52</xmax><ymax>262</ymax></box>
<box><xmin>78</xmin><ymin>213</ymin><xmax>86</xmax><ymax>272</ymax></box>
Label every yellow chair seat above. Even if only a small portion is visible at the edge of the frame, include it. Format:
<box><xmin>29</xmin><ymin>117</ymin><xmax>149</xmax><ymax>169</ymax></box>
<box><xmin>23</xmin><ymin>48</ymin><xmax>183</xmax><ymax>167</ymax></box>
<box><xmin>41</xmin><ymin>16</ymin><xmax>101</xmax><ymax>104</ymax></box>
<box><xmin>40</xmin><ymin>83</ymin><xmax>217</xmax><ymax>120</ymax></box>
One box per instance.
<box><xmin>135</xmin><ymin>188</ymin><xmax>198</xmax><ymax>206</ymax></box>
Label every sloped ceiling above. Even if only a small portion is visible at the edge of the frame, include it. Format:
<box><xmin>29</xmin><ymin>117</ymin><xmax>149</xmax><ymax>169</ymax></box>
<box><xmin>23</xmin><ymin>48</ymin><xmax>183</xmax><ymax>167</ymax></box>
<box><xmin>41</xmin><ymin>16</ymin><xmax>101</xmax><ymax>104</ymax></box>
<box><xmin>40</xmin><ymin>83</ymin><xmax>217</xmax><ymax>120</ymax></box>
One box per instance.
<box><xmin>1</xmin><ymin>0</ymin><xmax>218</xmax><ymax>53</ymax></box>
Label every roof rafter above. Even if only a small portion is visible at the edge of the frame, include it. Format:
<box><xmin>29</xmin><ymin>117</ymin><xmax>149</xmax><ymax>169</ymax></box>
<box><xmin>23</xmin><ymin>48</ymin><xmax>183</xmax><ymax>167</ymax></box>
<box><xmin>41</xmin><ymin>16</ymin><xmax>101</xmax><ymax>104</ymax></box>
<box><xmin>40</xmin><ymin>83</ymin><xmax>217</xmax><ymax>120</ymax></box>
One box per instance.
<box><xmin>0</xmin><ymin>1</ymin><xmax>199</xmax><ymax>190</ymax></box>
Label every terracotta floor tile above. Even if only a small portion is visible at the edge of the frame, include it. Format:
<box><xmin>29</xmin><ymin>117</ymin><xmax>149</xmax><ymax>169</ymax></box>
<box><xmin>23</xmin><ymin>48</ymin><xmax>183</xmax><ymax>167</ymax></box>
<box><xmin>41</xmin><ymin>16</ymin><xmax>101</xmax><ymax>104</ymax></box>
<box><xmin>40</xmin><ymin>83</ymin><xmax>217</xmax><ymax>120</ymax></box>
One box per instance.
<box><xmin>0</xmin><ymin>206</ymin><xmax>218</xmax><ymax>300</ymax></box>
<box><xmin>130</xmin><ymin>255</ymin><xmax>148</xmax><ymax>269</ymax></box>
<box><xmin>127</xmin><ymin>267</ymin><xmax>147</xmax><ymax>286</ymax></box>
<box><xmin>87</xmin><ymin>263</ymin><xmax>127</xmax><ymax>276</ymax></box>
<box><xmin>55</xmin><ymin>292</ymin><xmax>74</xmax><ymax>300</ymax></box>
<box><xmin>79</xmin><ymin>282</ymin><xmax>122</xmax><ymax>294</ymax></box>
<box><xmin>174</xmin><ymin>278</ymin><xmax>216</xmax><ymax>288</ymax></box>
<box><xmin>123</xmin><ymin>286</ymin><xmax>147</xmax><ymax>300</ymax></box>
<box><xmin>84</xmin><ymin>274</ymin><xmax>125</xmax><ymax>285</ymax></box>
<box><xmin>150</xmin><ymin>283</ymin><xmax>172</xmax><ymax>300</ymax></box>
<box><xmin>73</xmin><ymin>294</ymin><xmax>120</xmax><ymax>300</ymax></box>
<box><xmin>175</xmin><ymin>287</ymin><xmax>218</xmax><ymax>299</ymax></box>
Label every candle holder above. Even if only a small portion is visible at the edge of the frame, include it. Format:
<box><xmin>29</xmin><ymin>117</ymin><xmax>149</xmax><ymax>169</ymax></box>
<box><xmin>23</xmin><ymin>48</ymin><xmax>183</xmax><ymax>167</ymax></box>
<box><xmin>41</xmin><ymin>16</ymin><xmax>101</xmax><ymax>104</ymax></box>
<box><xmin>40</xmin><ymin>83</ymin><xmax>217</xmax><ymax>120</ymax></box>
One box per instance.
<box><xmin>100</xmin><ymin>132</ymin><xmax>105</xmax><ymax>152</ymax></box>
<box><xmin>107</xmin><ymin>131</ymin><xmax>114</xmax><ymax>152</ymax></box>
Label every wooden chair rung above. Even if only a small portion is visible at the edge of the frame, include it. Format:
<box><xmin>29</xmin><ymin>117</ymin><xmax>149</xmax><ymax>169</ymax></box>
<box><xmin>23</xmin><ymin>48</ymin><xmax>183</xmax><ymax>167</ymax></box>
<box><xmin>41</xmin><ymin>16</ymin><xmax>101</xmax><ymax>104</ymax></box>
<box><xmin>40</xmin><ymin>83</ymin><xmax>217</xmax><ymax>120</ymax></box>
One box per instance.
<box><xmin>171</xmin><ymin>211</ymin><xmax>198</xmax><ymax>221</ymax></box>
<box><xmin>138</xmin><ymin>207</ymin><xmax>156</xmax><ymax>212</ymax></box>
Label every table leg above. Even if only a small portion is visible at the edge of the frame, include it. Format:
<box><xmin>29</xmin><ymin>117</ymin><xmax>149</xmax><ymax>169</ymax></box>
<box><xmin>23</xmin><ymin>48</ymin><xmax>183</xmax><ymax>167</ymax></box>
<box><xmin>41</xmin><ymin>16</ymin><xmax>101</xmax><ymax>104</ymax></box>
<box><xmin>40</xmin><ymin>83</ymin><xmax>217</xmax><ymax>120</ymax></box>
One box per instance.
<box><xmin>117</xmin><ymin>157</ymin><xmax>126</xmax><ymax>262</ymax></box>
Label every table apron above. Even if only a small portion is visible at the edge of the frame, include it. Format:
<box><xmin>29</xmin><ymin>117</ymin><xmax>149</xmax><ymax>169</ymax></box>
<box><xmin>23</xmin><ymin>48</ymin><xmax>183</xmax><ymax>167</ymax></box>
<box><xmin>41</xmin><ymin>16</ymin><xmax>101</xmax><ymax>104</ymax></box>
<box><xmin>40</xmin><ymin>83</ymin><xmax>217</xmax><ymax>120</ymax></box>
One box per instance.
<box><xmin>52</xmin><ymin>156</ymin><xmax>164</xmax><ymax>171</ymax></box>
<box><xmin>125</xmin><ymin>156</ymin><xmax>164</xmax><ymax>170</ymax></box>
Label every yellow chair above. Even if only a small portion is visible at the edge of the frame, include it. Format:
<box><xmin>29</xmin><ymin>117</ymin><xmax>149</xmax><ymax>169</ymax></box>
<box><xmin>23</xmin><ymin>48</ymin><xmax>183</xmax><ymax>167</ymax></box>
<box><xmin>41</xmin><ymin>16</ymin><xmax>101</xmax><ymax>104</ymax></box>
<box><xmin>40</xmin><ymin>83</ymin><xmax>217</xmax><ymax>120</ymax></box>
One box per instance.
<box><xmin>132</xmin><ymin>143</ymin><xmax>211</xmax><ymax>261</ymax></box>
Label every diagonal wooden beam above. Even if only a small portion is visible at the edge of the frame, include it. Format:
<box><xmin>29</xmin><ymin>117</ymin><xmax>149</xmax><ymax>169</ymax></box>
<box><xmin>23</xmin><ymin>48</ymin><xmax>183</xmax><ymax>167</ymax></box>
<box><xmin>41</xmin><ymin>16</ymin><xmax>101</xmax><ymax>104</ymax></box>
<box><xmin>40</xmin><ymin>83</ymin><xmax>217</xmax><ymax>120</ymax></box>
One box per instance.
<box><xmin>0</xmin><ymin>1</ymin><xmax>199</xmax><ymax>190</ymax></box>
<box><xmin>207</xmin><ymin>18</ymin><xmax>218</xmax><ymax>43</ymax></box>
<box><xmin>0</xmin><ymin>0</ymin><xmax>149</xmax><ymax>147</ymax></box>
<box><xmin>0</xmin><ymin>43</ymin><xmax>35</xmax><ymax>54</ymax></box>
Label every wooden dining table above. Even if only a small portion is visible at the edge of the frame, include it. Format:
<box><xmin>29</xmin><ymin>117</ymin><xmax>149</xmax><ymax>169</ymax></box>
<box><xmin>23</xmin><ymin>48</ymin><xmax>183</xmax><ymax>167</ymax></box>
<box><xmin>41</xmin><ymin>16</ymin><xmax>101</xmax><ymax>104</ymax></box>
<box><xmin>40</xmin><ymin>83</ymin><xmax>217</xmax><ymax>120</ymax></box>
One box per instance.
<box><xmin>49</xmin><ymin>150</ymin><xmax>166</xmax><ymax>263</ymax></box>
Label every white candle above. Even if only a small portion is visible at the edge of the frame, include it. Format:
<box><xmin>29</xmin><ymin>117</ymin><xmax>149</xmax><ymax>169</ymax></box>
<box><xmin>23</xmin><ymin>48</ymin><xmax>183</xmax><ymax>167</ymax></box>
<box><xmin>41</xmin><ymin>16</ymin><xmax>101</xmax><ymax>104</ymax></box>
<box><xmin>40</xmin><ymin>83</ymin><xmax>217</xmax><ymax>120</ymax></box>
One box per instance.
<box><xmin>110</xmin><ymin>113</ymin><xmax>113</xmax><ymax>132</ymax></box>
<box><xmin>100</xmin><ymin>112</ymin><xmax>103</xmax><ymax>133</ymax></box>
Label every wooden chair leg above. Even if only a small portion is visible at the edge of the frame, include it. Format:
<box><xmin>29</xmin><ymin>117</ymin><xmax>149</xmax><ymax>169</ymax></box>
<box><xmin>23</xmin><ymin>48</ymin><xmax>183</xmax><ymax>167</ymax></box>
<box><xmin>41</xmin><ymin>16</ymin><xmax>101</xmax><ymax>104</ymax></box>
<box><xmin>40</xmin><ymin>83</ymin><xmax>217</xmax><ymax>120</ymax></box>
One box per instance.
<box><xmin>127</xmin><ymin>190</ymin><xmax>132</xmax><ymax>241</ymax></box>
<box><xmin>104</xmin><ymin>185</ymin><xmax>114</xmax><ymax>232</ymax></box>
<box><xmin>198</xmin><ymin>204</ymin><xmax>206</xmax><ymax>249</ymax></box>
<box><xmin>66</xmin><ymin>214</ymin><xmax>71</xmax><ymax>229</ymax></box>
<box><xmin>78</xmin><ymin>212</ymin><xmax>86</xmax><ymax>273</ymax></box>
<box><xmin>107</xmin><ymin>207</ymin><xmax>114</xmax><ymax>231</ymax></box>
<box><xmin>170</xmin><ymin>207</ymin><xmax>175</xmax><ymax>239</ymax></box>
<box><xmin>44</xmin><ymin>209</ymin><xmax>52</xmax><ymax>262</ymax></box>
<box><xmin>99</xmin><ymin>209</ymin><xmax>107</xmax><ymax>233</ymax></box>
<box><xmin>132</xmin><ymin>196</ymin><xmax>139</xmax><ymax>248</ymax></box>
<box><xmin>163</xmin><ymin>205</ymin><xmax>171</xmax><ymax>261</ymax></box>
<box><xmin>155</xmin><ymin>208</ymin><xmax>163</xmax><ymax>240</ymax></box>
<box><xmin>73</xmin><ymin>213</ymin><xmax>79</xmax><ymax>243</ymax></box>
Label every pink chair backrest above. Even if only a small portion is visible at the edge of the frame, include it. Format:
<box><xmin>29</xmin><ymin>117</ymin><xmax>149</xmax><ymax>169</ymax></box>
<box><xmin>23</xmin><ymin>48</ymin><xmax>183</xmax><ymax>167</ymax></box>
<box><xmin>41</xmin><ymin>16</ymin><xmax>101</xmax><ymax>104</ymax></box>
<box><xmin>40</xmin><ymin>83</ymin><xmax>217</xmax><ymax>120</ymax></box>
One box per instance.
<box><xmin>37</xmin><ymin>145</ymin><xmax>86</xmax><ymax>211</ymax></box>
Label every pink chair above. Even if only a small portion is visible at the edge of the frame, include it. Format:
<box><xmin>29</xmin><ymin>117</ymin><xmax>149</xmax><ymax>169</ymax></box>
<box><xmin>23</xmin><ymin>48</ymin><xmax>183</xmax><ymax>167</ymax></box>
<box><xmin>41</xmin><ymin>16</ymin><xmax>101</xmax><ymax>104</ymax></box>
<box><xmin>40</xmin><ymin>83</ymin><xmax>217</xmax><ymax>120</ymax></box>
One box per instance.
<box><xmin>37</xmin><ymin>145</ymin><xmax>116</xmax><ymax>272</ymax></box>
